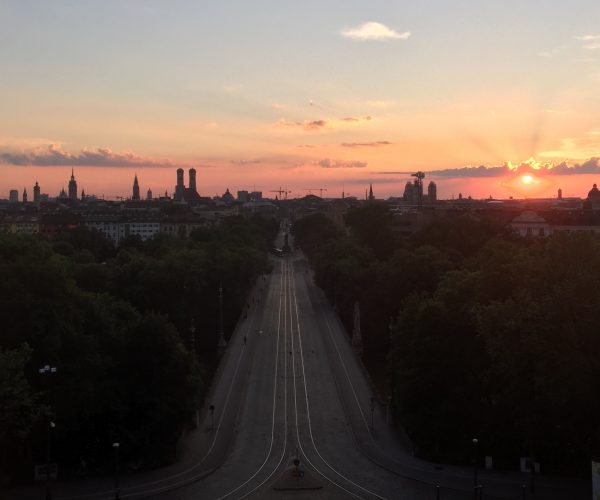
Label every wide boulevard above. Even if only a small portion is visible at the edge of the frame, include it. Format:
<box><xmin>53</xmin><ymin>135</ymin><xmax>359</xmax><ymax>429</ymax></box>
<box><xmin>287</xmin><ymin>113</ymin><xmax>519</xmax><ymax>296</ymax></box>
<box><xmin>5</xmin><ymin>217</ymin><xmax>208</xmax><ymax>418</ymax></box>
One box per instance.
<box><xmin>12</xmin><ymin>229</ymin><xmax>588</xmax><ymax>500</ymax></box>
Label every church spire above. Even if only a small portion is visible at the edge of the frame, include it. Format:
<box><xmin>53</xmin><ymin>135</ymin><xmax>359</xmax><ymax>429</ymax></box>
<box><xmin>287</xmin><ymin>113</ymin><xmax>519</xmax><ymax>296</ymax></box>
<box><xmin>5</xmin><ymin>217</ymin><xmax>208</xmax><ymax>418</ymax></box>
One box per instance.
<box><xmin>132</xmin><ymin>173</ymin><xmax>140</xmax><ymax>200</ymax></box>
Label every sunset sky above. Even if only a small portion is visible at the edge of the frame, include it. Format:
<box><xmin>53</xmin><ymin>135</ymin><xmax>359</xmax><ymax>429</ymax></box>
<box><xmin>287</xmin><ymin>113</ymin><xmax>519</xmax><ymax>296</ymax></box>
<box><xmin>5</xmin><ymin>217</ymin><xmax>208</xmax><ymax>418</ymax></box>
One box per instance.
<box><xmin>2</xmin><ymin>1</ymin><xmax>600</xmax><ymax>200</ymax></box>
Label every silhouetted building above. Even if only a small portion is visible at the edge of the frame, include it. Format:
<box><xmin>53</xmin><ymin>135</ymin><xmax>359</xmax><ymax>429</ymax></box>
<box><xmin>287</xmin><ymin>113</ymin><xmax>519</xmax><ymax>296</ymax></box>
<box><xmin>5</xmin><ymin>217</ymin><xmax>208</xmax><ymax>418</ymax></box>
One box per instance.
<box><xmin>237</xmin><ymin>190</ymin><xmax>249</xmax><ymax>202</ymax></box>
<box><xmin>68</xmin><ymin>169</ymin><xmax>78</xmax><ymax>200</ymax></box>
<box><xmin>147</xmin><ymin>188</ymin><xmax>153</xmax><ymax>200</ymax></box>
<box><xmin>588</xmin><ymin>184</ymin><xmax>600</xmax><ymax>201</ymax></box>
<box><xmin>403</xmin><ymin>181</ymin><xmax>414</xmax><ymax>203</ymax></box>
<box><xmin>58</xmin><ymin>187</ymin><xmax>68</xmax><ymax>199</ymax></box>
<box><xmin>585</xmin><ymin>183</ymin><xmax>600</xmax><ymax>209</ymax></box>
<box><xmin>427</xmin><ymin>181</ymin><xmax>437</xmax><ymax>204</ymax></box>
<box><xmin>175</xmin><ymin>168</ymin><xmax>185</xmax><ymax>201</ymax></box>
<box><xmin>250</xmin><ymin>191</ymin><xmax>262</xmax><ymax>201</ymax></box>
<box><xmin>403</xmin><ymin>178</ymin><xmax>423</xmax><ymax>205</ymax></box>
<box><xmin>33</xmin><ymin>181</ymin><xmax>40</xmax><ymax>203</ymax></box>
<box><xmin>511</xmin><ymin>211</ymin><xmax>551</xmax><ymax>237</ymax></box>
<box><xmin>558</xmin><ymin>188</ymin><xmax>562</xmax><ymax>200</ymax></box>
<box><xmin>222</xmin><ymin>188</ymin><xmax>235</xmax><ymax>203</ymax></box>
<box><xmin>182</xmin><ymin>168</ymin><xmax>201</xmax><ymax>202</ymax></box>
<box><xmin>9</xmin><ymin>190</ymin><xmax>18</xmax><ymax>202</ymax></box>
<box><xmin>189</xmin><ymin>168</ymin><xmax>197</xmax><ymax>192</ymax></box>
<box><xmin>132</xmin><ymin>174</ymin><xmax>140</xmax><ymax>200</ymax></box>
<box><xmin>22</xmin><ymin>188</ymin><xmax>27</xmax><ymax>203</ymax></box>
<box><xmin>368</xmin><ymin>183</ymin><xmax>374</xmax><ymax>201</ymax></box>
<box><xmin>81</xmin><ymin>189</ymin><xmax>86</xmax><ymax>201</ymax></box>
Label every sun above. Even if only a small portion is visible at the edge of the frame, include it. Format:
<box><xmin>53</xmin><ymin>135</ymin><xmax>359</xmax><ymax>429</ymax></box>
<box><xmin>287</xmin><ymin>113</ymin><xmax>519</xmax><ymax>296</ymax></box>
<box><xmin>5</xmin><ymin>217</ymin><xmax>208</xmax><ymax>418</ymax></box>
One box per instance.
<box><xmin>521</xmin><ymin>174</ymin><xmax>534</xmax><ymax>185</ymax></box>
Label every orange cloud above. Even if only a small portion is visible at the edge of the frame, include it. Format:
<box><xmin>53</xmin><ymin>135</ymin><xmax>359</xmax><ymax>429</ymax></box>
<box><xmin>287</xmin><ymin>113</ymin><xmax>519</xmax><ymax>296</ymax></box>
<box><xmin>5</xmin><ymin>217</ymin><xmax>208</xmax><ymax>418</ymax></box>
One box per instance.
<box><xmin>342</xmin><ymin>141</ymin><xmax>392</xmax><ymax>148</ymax></box>
<box><xmin>276</xmin><ymin>119</ymin><xmax>328</xmax><ymax>131</ymax></box>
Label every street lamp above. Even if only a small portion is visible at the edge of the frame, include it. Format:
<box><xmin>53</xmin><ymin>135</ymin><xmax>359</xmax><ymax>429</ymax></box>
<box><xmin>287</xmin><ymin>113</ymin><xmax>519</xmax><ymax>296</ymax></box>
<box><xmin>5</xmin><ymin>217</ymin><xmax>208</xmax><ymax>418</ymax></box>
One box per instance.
<box><xmin>112</xmin><ymin>442</ymin><xmax>120</xmax><ymax>500</ymax></box>
<box><xmin>217</xmin><ymin>283</ymin><xmax>227</xmax><ymax>356</ymax></box>
<box><xmin>472</xmin><ymin>438</ymin><xmax>479</xmax><ymax>500</ymax></box>
<box><xmin>189</xmin><ymin>319</ymin><xmax>196</xmax><ymax>356</ymax></box>
<box><xmin>39</xmin><ymin>365</ymin><xmax>57</xmax><ymax>500</ymax></box>
<box><xmin>45</xmin><ymin>421</ymin><xmax>55</xmax><ymax>500</ymax></box>
<box><xmin>209</xmin><ymin>405</ymin><xmax>215</xmax><ymax>432</ymax></box>
<box><xmin>529</xmin><ymin>451</ymin><xmax>536</xmax><ymax>495</ymax></box>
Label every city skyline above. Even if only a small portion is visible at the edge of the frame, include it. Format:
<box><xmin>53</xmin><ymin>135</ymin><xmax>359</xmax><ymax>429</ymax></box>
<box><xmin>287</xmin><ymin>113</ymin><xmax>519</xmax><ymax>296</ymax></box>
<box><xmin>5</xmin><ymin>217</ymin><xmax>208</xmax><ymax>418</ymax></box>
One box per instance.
<box><xmin>2</xmin><ymin>1</ymin><xmax>600</xmax><ymax>198</ymax></box>
<box><xmin>4</xmin><ymin>166</ymin><xmax>600</xmax><ymax>202</ymax></box>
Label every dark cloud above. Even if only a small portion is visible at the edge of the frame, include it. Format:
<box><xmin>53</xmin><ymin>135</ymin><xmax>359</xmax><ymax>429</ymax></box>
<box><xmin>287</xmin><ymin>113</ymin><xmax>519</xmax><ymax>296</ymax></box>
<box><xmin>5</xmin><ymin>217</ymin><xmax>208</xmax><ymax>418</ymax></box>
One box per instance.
<box><xmin>277</xmin><ymin>119</ymin><xmax>328</xmax><ymax>131</ymax></box>
<box><xmin>318</xmin><ymin>158</ymin><xmax>367</xmax><ymax>169</ymax></box>
<box><xmin>0</xmin><ymin>145</ymin><xmax>178</xmax><ymax>167</ymax></box>
<box><xmin>230</xmin><ymin>159</ymin><xmax>262</xmax><ymax>165</ymax></box>
<box><xmin>342</xmin><ymin>141</ymin><xmax>392</xmax><ymax>148</ymax></box>
<box><xmin>427</xmin><ymin>157</ymin><xmax>600</xmax><ymax>177</ymax></box>
<box><xmin>377</xmin><ymin>157</ymin><xmax>600</xmax><ymax>178</ymax></box>
<box><xmin>552</xmin><ymin>157</ymin><xmax>600</xmax><ymax>174</ymax></box>
<box><xmin>342</xmin><ymin>177</ymin><xmax>400</xmax><ymax>185</ymax></box>
<box><xmin>428</xmin><ymin>165</ymin><xmax>509</xmax><ymax>177</ymax></box>
<box><xmin>304</xmin><ymin>120</ymin><xmax>327</xmax><ymax>130</ymax></box>
<box><xmin>341</xmin><ymin>116</ymin><xmax>372</xmax><ymax>122</ymax></box>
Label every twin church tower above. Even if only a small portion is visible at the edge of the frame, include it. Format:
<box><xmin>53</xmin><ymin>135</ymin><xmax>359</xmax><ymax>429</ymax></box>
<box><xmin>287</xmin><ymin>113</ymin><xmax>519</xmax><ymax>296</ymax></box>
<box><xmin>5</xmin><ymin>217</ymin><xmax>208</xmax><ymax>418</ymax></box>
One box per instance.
<box><xmin>131</xmin><ymin>167</ymin><xmax>200</xmax><ymax>202</ymax></box>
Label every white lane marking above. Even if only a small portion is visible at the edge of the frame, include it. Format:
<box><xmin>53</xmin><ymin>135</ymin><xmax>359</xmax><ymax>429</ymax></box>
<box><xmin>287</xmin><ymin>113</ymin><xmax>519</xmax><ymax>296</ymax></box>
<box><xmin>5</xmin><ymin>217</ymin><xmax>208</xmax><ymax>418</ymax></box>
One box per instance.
<box><xmin>289</xmin><ymin>261</ymin><xmax>383</xmax><ymax>500</ymax></box>
<box><xmin>219</xmin><ymin>261</ymin><xmax>288</xmax><ymax>499</ymax></box>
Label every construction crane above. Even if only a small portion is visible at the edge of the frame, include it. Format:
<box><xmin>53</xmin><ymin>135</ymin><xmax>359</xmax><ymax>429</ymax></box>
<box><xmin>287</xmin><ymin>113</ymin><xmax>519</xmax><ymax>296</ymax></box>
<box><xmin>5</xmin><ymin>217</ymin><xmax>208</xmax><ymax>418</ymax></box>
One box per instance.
<box><xmin>270</xmin><ymin>187</ymin><xmax>291</xmax><ymax>200</ymax></box>
<box><xmin>304</xmin><ymin>188</ymin><xmax>328</xmax><ymax>198</ymax></box>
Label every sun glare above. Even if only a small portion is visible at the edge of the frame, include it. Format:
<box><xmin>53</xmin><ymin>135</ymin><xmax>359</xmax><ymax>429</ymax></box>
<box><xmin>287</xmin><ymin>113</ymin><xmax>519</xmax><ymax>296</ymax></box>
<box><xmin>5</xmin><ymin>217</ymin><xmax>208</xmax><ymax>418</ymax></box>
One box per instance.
<box><xmin>521</xmin><ymin>174</ymin><xmax>534</xmax><ymax>185</ymax></box>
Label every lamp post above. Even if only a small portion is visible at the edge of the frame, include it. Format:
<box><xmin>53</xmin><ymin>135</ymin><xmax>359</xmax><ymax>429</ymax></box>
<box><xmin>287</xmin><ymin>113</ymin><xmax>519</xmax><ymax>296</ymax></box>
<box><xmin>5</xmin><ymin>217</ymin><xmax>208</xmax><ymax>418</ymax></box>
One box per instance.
<box><xmin>112</xmin><ymin>442</ymin><xmax>120</xmax><ymax>500</ymax></box>
<box><xmin>529</xmin><ymin>451</ymin><xmax>536</xmax><ymax>495</ymax></box>
<box><xmin>45</xmin><ymin>421</ymin><xmax>55</xmax><ymax>500</ymax></box>
<box><xmin>189</xmin><ymin>319</ymin><xmax>196</xmax><ymax>356</ymax></box>
<box><xmin>209</xmin><ymin>405</ymin><xmax>215</xmax><ymax>432</ymax></box>
<box><xmin>39</xmin><ymin>365</ymin><xmax>57</xmax><ymax>500</ymax></box>
<box><xmin>217</xmin><ymin>283</ymin><xmax>227</xmax><ymax>356</ymax></box>
<box><xmin>472</xmin><ymin>438</ymin><xmax>479</xmax><ymax>500</ymax></box>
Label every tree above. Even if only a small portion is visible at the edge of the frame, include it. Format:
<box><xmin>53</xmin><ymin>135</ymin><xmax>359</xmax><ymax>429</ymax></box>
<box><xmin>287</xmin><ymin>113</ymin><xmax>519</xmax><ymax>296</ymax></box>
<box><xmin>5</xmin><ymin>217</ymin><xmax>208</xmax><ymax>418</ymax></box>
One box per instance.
<box><xmin>0</xmin><ymin>344</ymin><xmax>41</xmax><ymax>483</ymax></box>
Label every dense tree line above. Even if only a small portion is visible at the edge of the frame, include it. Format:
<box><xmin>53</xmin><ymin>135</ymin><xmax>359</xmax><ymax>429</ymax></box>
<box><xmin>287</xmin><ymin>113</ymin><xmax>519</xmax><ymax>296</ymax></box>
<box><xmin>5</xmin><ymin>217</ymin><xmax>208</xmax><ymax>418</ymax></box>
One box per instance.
<box><xmin>0</xmin><ymin>216</ymin><xmax>277</xmax><ymax>484</ymax></box>
<box><xmin>293</xmin><ymin>205</ymin><xmax>600</xmax><ymax>475</ymax></box>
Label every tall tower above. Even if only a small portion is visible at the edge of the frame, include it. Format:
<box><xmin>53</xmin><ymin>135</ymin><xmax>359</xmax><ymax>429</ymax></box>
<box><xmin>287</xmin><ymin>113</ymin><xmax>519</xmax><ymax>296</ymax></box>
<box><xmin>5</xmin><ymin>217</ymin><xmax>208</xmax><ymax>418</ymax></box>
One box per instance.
<box><xmin>411</xmin><ymin>171</ymin><xmax>425</xmax><ymax>206</ymax></box>
<box><xmin>428</xmin><ymin>181</ymin><xmax>437</xmax><ymax>204</ymax></box>
<box><xmin>189</xmin><ymin>168</ymin><xmax>197</xmax><ymax>193</ymax></box>
<box><xmin>558</xmin><ymin>188</ymin><xmax>562</xmax><ymax>200</ymax></box>
<box><xmin>147</xmin><ymin>188</ymin><xmax>153</xmax><ymax>200</ymax></box>
<box><xmin>132</xmin><ymin>174</ymin><xmax>140</xmax><ymax>200</ymax></box>
<box><xmin>68</xmin><ymin>169</ymin><xmax>78</xmax><ymax>200</ymax></box>
<box><xmin>403</xmin><ymin>181</ymin><xmax>414</xmax><ymax>203</ymax></box>
<box><xmin>368</xmin><ymin>183</ymin><xmax>374</xmax><ymax>201</ymax></box>
<box><xmin>33</xmin><ymin>181</ymin><xmax>40</xmax><ymax>203</ymax></box>
<box><xmin>22</xmin><ymin>188</ymin><xmax>28</xmax><ymax>203</ymax></box>
<box><xmin>175</xmin><ymin>168</ymin><xmax>185</xmax><ymax>201</ymax></box>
